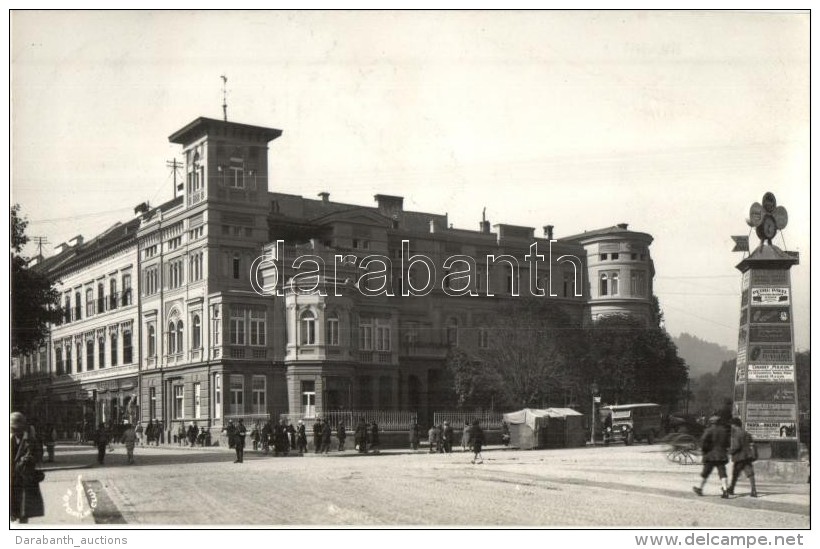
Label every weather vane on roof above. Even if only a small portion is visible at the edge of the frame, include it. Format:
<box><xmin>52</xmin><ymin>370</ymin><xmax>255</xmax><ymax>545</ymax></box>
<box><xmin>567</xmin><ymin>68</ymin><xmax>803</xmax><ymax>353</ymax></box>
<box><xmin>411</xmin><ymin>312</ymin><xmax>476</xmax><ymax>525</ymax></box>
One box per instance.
<box><xmin>746</xmin><ymin>192</ymin><xmax>788</xmax><ymax>246</ymax></box>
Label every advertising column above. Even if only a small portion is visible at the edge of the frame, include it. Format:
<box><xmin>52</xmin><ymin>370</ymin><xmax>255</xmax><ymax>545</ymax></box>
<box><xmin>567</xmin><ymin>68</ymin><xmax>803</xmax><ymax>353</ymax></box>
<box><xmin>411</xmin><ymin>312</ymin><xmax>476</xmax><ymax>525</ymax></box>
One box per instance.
<box><xmin>734</xmin><ymin>193</ymin><xmax>800</xmax><ymax>460</ymax></box>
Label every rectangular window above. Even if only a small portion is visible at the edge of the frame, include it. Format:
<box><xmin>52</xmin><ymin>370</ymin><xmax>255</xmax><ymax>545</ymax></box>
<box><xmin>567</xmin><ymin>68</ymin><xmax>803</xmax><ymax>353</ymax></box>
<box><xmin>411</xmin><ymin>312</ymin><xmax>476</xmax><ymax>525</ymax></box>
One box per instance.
<box><xmin>174</xmin><ymin>385</ymin><xmax>184</xmax><ymax>419</ymax></box>
<box><xmin>250</xmin><ymin>308</ymin><xmax>266</xmax><ymax>346</ymax></box>
<box><xmin>230</xmin><ymin>306</ymin><xmax>246</xmax><ymax>345</ymax></box>
<box><xmin>76</xmin><ymin>343</ymin><xmax>83</xmax><ymax>372</ymax></box>
<box><xmin>194</xmin><ymin>382</ymin><xmax>201</xmax><ymax>419</ymax></box>
<box><xmin>55</xmin><ymin>347</ymin><xmax>63</xmax><ymax>375</ymax></box>
<box><xmin>375</xmin><ymin>319</ymin><xmax>391</xmax><ymax>351</ymax></box>
<box><xmin>630</xmin><ymin>270</ymin><xmax>646</xmax><ymax>297</ymax></box>
<box><xmin>149</xmin><ymin>387</ymin><xmax>157</xmax><ymax>420</ymax></box>
<box><xmin>212</xmin><ymin>306</ymin><xmax>221</xmax><ymax>346</ymax></box>
<box><xmin>214</xmin><ymin>374</ymin><xmax>222</xmax><ymax>419</ymax></box>
<box><xmin>327</xmin><ymin>317</ymin><xmax>339</xmax><ymax>346</ymax></box>
<box><xmin>229</xmin><ymin>375</ymin><xmax>244</xmax><ymax>415</ymax></box>
<box><xmin>123</xmin><ymin>331</ymin><xmax>133</xmax><ymax>363</ymax></box>
<box><xmin>65</xmin><ymin>347</ymin><xmax>72</xmax><ymax>374</ymax></box>
<box><xmin>86</xmin><ymin>289</ymin><xmax>95</xmax><ymax>316</ymax></box>
<box><xmin>86</xmin><ymin>339</ymin><xmax>95</xmax><ymax>371</ymax></box>
<box><xmin>98</xmin><ymin>338</ymin><xmax>105</xmax><ymax>369</ymax></box>
<box><xmin>232</xmin><ymin>256</ymin><xmax>240</xmax><ymax>279</ymax></box>
<box><xmin>301</xmin><ymin>380</ymin><xmax>316</xmax><ymax>418</ymax></box>
<box><xmin>479</xmin><ymin>328</ymin><xmax>490</xmax><ymax>349</ymax></box>
<box><xmin>612</xmin><ymin>253</ymin><xmax>619</xmax><ymax>260</ymax></box>
<box><xmin>252</xmin><ymin>376</ymin><xmax>266</xmax><ymax>414</ymax></box>
<box><xmin>110</xmin><ymin>333</ymin><xmax>118</xmax><ymax>366</ymax></box>
<box><xmin>122</xmin><ymin>274</ymin><xmax>132</xmax><ymax>305</ymax></box>
<box><xmin>600</xmin><ymin>253</ymin><xmax>608</xmax><ymax>261</ymax></box>
<box><xmin>359</xmin><ymin>318</ymin><xmax>373</xmax><ymax>350</ymax></box>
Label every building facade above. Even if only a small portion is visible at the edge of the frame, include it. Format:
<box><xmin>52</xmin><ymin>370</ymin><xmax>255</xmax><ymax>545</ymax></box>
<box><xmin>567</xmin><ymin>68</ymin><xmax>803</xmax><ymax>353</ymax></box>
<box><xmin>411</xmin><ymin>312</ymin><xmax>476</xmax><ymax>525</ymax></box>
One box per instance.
<box><xmin>13</xmin><ymin>115</ymin><xmax>658</xmax><ymax>437</ymax></box>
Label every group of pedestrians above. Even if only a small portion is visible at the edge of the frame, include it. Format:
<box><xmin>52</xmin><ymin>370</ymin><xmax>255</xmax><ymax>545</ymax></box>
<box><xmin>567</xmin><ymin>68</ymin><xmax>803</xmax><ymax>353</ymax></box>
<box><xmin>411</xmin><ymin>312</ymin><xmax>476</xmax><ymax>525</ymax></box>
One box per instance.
<box><xmin>416</xmin><ymin>419</ymin><xmax>484</xmax><ymax>463</ymax></box>
<box><xmin>694</xmin><ymin>400</ymin><xmax>758</xmax><ymax>499</ymax></box>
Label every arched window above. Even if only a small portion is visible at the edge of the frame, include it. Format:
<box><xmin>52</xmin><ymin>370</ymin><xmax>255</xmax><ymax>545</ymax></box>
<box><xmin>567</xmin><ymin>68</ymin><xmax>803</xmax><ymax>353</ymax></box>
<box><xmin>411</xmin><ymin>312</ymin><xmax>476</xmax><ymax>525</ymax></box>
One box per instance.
<box><xmin>176</xmin><ymin>320</ymin><xmax>184</xmax><ymax>353</ymax></box>
<box><xmin>192</xmin><ymin>315</ymin><xmax>201</xmax><ymax>349</ymax></box>
<box><xmin>74</xmin><ymin>291</ymin><xmax>82</xmax><ymax>320</ymax></box>
<box><xmin>600</xmin><ymin>273</ymin><xmax>609</xmax><ymax>296</ymax></box>
<box><xmin>98</xmin><ymin>337</ymin><xmax>105</xmax><ymax>369</ymax></box>
<box><xmin>148</xmin><ymin>325</ymin><xmax>156</xmax><ymax>357</ymax></box>
<box><xmin>109</xmin><ymin>278</ymin><xmax>118</xmax><ymax>310</ymax></box>
<box><xmin>168</xmin><ymin>322</ymin><xmax>176</xmax><ymax>354</ymax></box>
<box><xmin>300</xmin><ymin>310</ymin><xmax>316</xmax><ymax>345</ymax></box>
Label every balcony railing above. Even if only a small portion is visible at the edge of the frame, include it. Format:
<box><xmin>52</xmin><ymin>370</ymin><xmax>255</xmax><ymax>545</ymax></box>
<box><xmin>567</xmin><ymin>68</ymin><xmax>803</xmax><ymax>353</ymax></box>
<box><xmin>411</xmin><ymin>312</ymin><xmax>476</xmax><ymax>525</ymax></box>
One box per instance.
<box><xmin>121</xmin><ymin>290</ymin><xmax>132</xmax><ymax>307</ymax></box>
<box><xmin>109</xmin><ymin>293</ymin><xmax>119</xmax><ymax>310</ymax></box>
<box><xmin>97</xmin><ymin>297</ymin><xmax>106</xmax><ymax>313</ymax></box>
<box><xmin>74</xmin><ymin>306</ymin><xmax>82</xmax><ymax>321</ymax></box>
<box><xmin>188</xmin><ymin>190</ymin><xmax>205</xmax><ymax>206</ymax></box>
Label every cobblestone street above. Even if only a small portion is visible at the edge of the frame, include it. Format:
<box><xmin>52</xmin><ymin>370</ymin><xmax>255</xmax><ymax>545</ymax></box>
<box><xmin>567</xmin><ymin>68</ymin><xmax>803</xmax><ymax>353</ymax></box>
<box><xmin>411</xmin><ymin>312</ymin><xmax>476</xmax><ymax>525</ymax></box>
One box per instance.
<box><xmin>19</xmin><ymin>442</ymin><xmax>810</xmax><ymax>527</ymax></box>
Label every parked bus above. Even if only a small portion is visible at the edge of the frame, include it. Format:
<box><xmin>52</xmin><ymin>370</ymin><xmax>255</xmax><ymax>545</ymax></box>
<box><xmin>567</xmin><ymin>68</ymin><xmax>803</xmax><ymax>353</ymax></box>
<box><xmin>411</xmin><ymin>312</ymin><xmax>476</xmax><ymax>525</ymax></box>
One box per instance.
<box><xmin>600</xmin><ymin>403</ymin><xmax>662</xmax><ymax>445</ymax></box>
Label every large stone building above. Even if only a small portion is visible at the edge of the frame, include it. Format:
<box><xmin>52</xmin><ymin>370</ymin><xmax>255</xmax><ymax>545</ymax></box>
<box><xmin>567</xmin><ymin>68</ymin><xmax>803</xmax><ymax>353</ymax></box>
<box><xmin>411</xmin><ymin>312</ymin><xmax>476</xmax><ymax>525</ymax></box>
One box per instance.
<box><xmin>12</xmin><ymin>115</ymin><xmax>657</xmax><ymax>437</ymax></box>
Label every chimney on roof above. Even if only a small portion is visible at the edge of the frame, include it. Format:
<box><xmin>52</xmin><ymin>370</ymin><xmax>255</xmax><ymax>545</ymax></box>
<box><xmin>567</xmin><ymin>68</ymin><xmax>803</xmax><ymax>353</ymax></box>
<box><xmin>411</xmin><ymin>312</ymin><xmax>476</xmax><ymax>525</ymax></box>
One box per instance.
<box><xmin>54</xmin><ymin>242</ymin><xmax>70</xmax><ymax>254</ymax></box>
<box><xmin>134</xmin><ymin>202</ymin><xmax>150</xmax><ymax>216</ymax></box>
<box><xmin>374</xmin><ymin>194</ymin><xmax>404</xmax><ymax>219</ymax></box>
<box><xmin>480</xmin><ymin>208</ymin><xmax>491</xmax><ymax>234</ymax></box>
<box><xmin>68</xmin><ymin>235</ymin><xmax>84</xmax><ymax>247</ymax></box>
<box><xmin>543</xmin><ymin>225</ymin><xmax>554</xmax><ymax>239</ymax></box>
<box><xmin>617</xmin><ymin>223</ymin><xmax>629</xmax><ymax>230</ymax></box>
<box><xmin>318</xmin><ymin>192</ymin><xmax>330</xmax><ymax>203</ymax></box>
<box><xmin>429</xmin><ymin>219</ymin><xmax>436</xmax><ymax>234</ymax></box>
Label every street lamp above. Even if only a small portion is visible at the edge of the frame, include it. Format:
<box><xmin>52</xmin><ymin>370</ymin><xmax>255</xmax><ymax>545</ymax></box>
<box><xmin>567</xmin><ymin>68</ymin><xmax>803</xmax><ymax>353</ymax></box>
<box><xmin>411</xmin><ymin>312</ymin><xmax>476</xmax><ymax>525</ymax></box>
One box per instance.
<box><xmin>590</xmin><ymin>383</ymin><xmax>599</xmax><ymax>445</ymax></box>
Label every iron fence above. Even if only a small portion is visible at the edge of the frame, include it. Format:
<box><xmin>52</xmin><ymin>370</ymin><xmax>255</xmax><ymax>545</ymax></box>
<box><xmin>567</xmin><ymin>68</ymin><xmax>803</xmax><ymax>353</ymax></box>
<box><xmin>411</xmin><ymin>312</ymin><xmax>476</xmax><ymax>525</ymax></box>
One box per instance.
<box><xmin>432</xmin><ymin>410</ymin><xmax>504</xmax><ymax>430</ymax></box>
<box><xmin>280</xmin><ymin>410</ymin><xmax>418</xmax><ymax>432</ymax></box>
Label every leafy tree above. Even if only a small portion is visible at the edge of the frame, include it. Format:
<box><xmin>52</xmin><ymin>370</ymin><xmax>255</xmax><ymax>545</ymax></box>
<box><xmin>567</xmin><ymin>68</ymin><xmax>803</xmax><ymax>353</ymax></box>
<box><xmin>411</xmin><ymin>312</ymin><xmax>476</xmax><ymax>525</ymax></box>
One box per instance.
<box><xmin>585</xmin><ymin>314</ymin><xmax>688</xmax><ymax>409</ymax></box>
<box><xmin>444</xmin><ymin>298</ymin><xmax>585</xmax><ymax>410</ymax></box>
<box><xmin>11</xmin><ymin>205</ymin><xmax>62</xmax><ymax>357</ymax></box>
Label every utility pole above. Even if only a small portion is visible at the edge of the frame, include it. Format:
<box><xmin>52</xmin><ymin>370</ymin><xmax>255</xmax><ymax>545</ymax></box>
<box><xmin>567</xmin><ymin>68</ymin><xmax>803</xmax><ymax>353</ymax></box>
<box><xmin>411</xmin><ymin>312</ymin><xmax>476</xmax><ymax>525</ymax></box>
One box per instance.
<box><xmin>31</xmin><ymin>236</ymin><xmax>48</xmax><ymax>257</ymax></box>
<box><xmin>166</xmin><ymin>159</ymin><xmax>183</xmax><ymax>197</ymax></box>
<box><xmin>221</xmin><ymin>75</ymin><xmax>228</xmax><ymax>121</ymax></box>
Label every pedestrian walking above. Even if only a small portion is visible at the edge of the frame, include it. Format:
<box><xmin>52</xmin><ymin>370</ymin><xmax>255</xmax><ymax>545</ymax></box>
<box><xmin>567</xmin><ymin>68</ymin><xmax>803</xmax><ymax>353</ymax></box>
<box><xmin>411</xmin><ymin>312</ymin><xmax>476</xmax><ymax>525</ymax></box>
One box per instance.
<box><xmin>355</xmin><ymin>418</ymin><xmax>368</xmax><ymax>454</ymax></box>
<box><xmin>10</xmin><ymin>412</ymin><xmax>45</xmax><ymax>524</ymax></box>
<box><xmin>501</xmin><ymin>420</ymin><xmax>511</xmax><ymax>448</ymax></box>
<box><xmin>428</xmin><ymin>425</ymin><xmax>437</xmax><ymax>454</ymax></box>
<box><xmin>322</xmin><ymin>420</ymin><xmax>333</xmax><ymax>454</ymax></box>
<box><xmin>122</xmin><ymin>422</ymin><xmax>137</xmax><ymax>465</ymax></box>
<box><xmin>297</xmin><ymin>421</ymin><xmax>308</xmax><ymax>454</ymax></box>
<box><xmin>370</xmin><ymin>421</ymin><xmax>380</xmax><ymax>454</ymax></box>
<box><xmin>410</xmin><ymin>420</ymin><xmax>420</xmax><ymax>451</ymax></box>
<box><xmin>261</xmin><ymin>420</ymin><xmax>273</xmax><ymax>455</ymax></box>
<box><xmin>469</xmin><ymin>419</ymin><xmax>484</xmax><ymax>464</ymax></box>
<box><xmin>728</xmin><ymin>417</ymin><xmax>758</xmax><ymax>497</ymax></box>
<box><xmin>274</xmin><ymin>419</ymin><xmax>289</xmax><ymax>456</ymax></box>
<box><xmin>177</xmin><ymin>423</ymin><xmax>186</xmax><ymax>446</ymax></box>
<box><xmin>313</xmin><ymin>419</ymin><xmax>323</xmax><ymax>454</ymax></box>
<box><xmin>135</xmin><ymin>422</ymin><xmax>144</xmax><ymax>447</ymax></box>
<box><xmin>461</xmin><ymin>422</ymin><xmax>472</xmax><ymax>452</ymax></box>
<box><xmin>223</xmin><ymin>420</ymin><xmax>236</xmax><ymax>450</ymax></box>
<box><xmin>693</xmin><ymin>416</ymin><xmax>731</xmax><ymax>498</ymax></box>
<box><xmin>234</xmin><ymin>419</ymin><xmax>247</xmax><ymax>463</ymax></box>
<box><xmin>42</xmin><ymin>423</ymin><xmax>56</xmax><ymax>463</ymax></box>
<box><xmin>441</xmin><ymin>421</ymin><xmax>453</xmax><ymax>453</ymax></box>
<box><xmin>251</xmin><ymin>422</ymin><xmax>260</xmax><ymax>451</ymax></box>
<box><xmin>95</xmin><ymin>423</ymin><xmax>110</xmax><ymax>465</ymax></box>
<box><xmin>287</xmin><ymin>421</ymin><xmax>297</xmax><ymax>451</ymax></box>
<box><xmin>337</xmin><ymin>422</ymin><xmax>347</xmax><ymax>452</ymax></box>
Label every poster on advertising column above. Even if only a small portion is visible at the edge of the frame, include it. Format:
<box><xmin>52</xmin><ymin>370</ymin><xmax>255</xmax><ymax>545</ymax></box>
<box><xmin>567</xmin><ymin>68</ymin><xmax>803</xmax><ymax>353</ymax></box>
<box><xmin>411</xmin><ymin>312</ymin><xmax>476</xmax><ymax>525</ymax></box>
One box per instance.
<box><xmin>747</xmin><ymin>364</ymin><xmax>795</xmax><ymax>383</ymax></box>
<box><xmin>750</xmin><ymin>287</ymin><xmax>790</xmax><ymax>306</ymax></box>
<box><xmin>746</xmin><ymin>422</ymin><xmax>798</xmax><ymax>439</ymax></box>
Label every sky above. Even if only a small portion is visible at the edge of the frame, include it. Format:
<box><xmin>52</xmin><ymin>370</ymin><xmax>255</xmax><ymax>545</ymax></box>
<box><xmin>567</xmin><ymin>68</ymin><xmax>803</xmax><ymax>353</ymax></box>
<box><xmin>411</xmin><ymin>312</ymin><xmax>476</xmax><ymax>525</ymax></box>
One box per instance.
<box><xmin>10</xmin><ymin>10</ymin><xmax>811</xmax><ymax>352</ymax></box>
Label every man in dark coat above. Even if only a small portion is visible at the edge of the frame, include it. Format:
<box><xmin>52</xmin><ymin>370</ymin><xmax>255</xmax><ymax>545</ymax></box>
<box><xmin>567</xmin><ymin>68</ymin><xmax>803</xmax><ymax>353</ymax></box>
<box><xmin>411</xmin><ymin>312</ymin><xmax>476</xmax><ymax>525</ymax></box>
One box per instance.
<box><xmin>95</xmin><ymin>423</ymin><xmax>110</xmax><ymax>465</ymax></box>
<box><xmin>313</xmin><ymin>419</ymin><xmax>323</xmax><ymax>454</ymax></box>
<box><xmin>274</xmin><ymin>419</ymin><xmax>289</xmax><ymax>456</ymax></box>
<box><xmin>468</xmin><ymin>419</ymin><xmax>484</xmax><ymax>464</ymax></box>
<box><xmin>409</xmin><ymin>420</ymin><xmax>420</xmax><ymax>451</ymax></box>
<box><xmin>729</xmin><ymin>417</ymin><xmax>758</xmax><ymax>497</ymax></box>
<box><xmin>355</xmin><ymin>418</ymin><xmax>368</xmax><ymax>453</ymax></box>
<box><xmin>287</xmin><ymin>421</ymin><xmax>297</xmax><ymax>450</ymax></box>
<box><xmin>322</xmin><ymin>420</ymin><xmax>333</xmax><ymax>454</ymax></box>
<box><xmin>369</xmin><ymin>422</ymin><xmax>380</xmax><ymax>454</ymax></box>
<box><xmin>693</xmin><ymin>416</ymin><xmax>730</xmax><ymax>498</ymax></box>
<box><xmin>261</xmin><ymin>420</ymin><xmax>273</xmax><ymax>454</ymax></box>
<box><xmin>297</xmin><ymin>421</ymin><xmax>308</xmax><ymax>454</ymax></box>
<box><xmin>337</xmin><ymin>422</ymin><xmax>347</xmax><ymax>452</ymax></box>
<box><xmin>223</xmin><ymin>420</ymin><xmax>236</xmax><ymax>449</ymax></box>
<box><xmin>10</xmin><ymin>412</ymin><xmax>45</xmax><ymax>523</ymax></box>
<box><xmin>441</xmin><ymin>421</ymin><xmax>453</xmax><ymax>453</ymax></box>
<box><xmin>234</xmin><ymin>419</ymin><xmax>247</xmax><ymax>463</ymax></box>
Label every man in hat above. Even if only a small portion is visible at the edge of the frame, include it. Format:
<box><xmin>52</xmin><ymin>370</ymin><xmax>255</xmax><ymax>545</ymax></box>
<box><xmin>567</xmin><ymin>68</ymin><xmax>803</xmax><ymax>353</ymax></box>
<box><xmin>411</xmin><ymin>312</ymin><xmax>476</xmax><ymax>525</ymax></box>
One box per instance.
<box><xmin>441</xmin><ymin>421</ymin><xmax>454</xmax><ymax>454</ymax></box>
<box><xmin>728</xmin><ymin>417</ymin><xmax>758</xmax><ymax>497</ymax></box>
<box><xmin>693</xmin><ymin>416</ymin><xmax>731</xmax><ymax>498</ymax></box>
